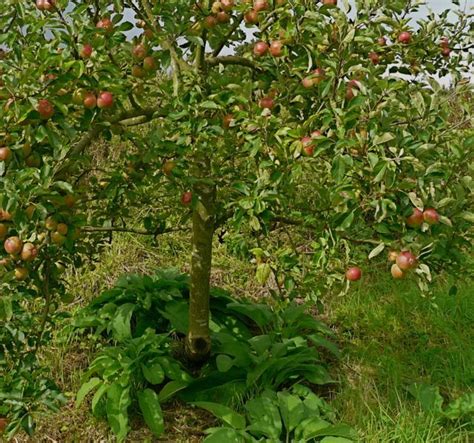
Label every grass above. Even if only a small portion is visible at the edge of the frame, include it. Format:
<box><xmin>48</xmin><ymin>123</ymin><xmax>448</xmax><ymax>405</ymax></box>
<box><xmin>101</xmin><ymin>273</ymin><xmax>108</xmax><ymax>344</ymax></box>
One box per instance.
<box><xmin>16</xmin><ymin>232</ymin><xmax>473</xmax><ymax>442</ymax></box>
<box><xmin>328</xmin><ymin>276</ymin><xmax>474</xmax><ymax>442</ymax></box>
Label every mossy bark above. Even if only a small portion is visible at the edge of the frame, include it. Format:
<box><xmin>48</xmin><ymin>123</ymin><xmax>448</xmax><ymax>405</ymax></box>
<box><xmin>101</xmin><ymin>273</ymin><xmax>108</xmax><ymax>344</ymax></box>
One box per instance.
<box><xmin>185</xmin><ymin>167</ymin><xmax>216</xmax><ymax>362</ymax></box>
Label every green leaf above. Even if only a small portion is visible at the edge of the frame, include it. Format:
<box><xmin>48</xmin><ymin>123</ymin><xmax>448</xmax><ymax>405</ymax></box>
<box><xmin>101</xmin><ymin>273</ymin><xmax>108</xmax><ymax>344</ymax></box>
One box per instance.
<box><xmin>138</xmin><ymin>389</ymin><xmax>165</xmax><ymax>437</ymax></box>
<box><xmin>305</xmin><ymin>423</ymin><xmax>357</xmax><ymax>440</ymax></box>
<box><xmin>373</xmin><ymin>133</ymin><xmax>394</xmax><ymax>145</ymax></box>
<box><xmin>203</xmin><ymin>427</ymin><xmax>247</xmax><ymax>443</ymax></box>
<box><xmin>193</xmin><ymin>401</ymin><xmax>246</xmax><ymax>430</ymax></box>
<box><xmin>407</xmin><ymin>383</ymin><xmax>444</xmax><ymax>414</ymax></box>
<box><xmin>158</xmin><ymin>380</ymin><xmax>190</xmax><ymax>403</ymax></box>
<box><xmin>106</xmin><ymin>383</ymin><xmax>131</xmax><ymax>441</ymax></box>
<box><xmin>76</xmin><ymin>377</ymin><xmax>101</xmax><ymax>407</ymax></box>
<box><xmin>142</xmin><ymin>361</ymin><xmax>165</xmax><ymax>385</ymax></box>
<box><xmin>216</xmin><ymin>354</ymin><xmax>234</xmax><ymax>372</ymax></box>
<box><xmin>368</xmin><ymin>242</ymin><xmax>385</xmax><ymax>260</ymax></box>
<box><xmin>256</xmin><ymin>263</ymin><xmax>272</xmax><ymax>285</ymax></box>
<box><xmin>110</xmin><ymin>303</ymin><xmax>135</xmax><ymax>342</ymax></box>
<box><xmin>444</xmin><ymin>392</ymin><xmax>474</xmax><ymax>420</ymax></box>
<box><xmin>277</xmin><ymin>392</ymin><xmax>305</xmax><ymax>433</ymax></box>
<box><xmin>320</xmin><ymin>438</ymin><xmax>354</xmax><ymax>443</ymax></box>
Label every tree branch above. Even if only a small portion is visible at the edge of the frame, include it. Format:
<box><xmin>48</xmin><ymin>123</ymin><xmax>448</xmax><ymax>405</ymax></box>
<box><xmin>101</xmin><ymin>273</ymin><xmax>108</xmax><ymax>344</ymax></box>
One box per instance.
<box><xmin>212</xmin><ymin>13</ymin><xmax>244</xmax><ymax>57</ymax></box>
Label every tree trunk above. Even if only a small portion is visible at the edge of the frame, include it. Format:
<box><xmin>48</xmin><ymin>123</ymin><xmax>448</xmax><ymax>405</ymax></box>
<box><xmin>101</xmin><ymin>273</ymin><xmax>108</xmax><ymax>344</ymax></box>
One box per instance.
<box><xmin>185</xmin><ymin>168</ymin><xmax>216</xmax><ymax>362</ymax></box>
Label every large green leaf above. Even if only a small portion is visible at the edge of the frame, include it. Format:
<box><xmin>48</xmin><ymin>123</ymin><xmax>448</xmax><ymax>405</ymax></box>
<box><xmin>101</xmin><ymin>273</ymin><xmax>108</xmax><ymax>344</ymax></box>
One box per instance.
<box><xmin>109</xmin><ymin>303</ymin><xmax>135</xmax><ymax>342</ymax></box>
<box><xmin>193</xmin><ymin>401</ymin><xmax>246</xmax><ymax>430</ymax></box>
<box><xmin>277</xmin><ymin>392</ymin><xmax>305</xmax><ymax>433</ymax></box>
<box><xmin>106</xmin><ymin>383</ymin><xmax>131</xmax><ymax>442</ymax></box>
<box><xmin>76</xmin><ymin>377</ymin><xmax>101</xmax><ymax>408</ymax></box>
<box><xmin>137</xmin><ymin>389</ymin><xmax>165</xmax><ymax>437</ymax></box>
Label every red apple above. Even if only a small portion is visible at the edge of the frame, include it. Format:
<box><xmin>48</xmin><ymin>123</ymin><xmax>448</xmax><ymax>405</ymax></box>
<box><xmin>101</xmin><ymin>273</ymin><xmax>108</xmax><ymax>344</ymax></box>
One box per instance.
<box><xmin>423</xmin><ymin>208</ymin><xmax>439</xmax><ymax>225</ymax></box>
<box><xmin>56</xmin><ymin>223</ymin><xmax>68</xmax><ymax>235</ymax></box>
<box><xmin>269</xmin><ymin>40</ymin><xmax>284</xmax><ymax>57</ymax></box>
<box><xmin>37</xmin><ymin>99</ymin><xmax>54</xmax><ymax>119</ymax></box>
<box><xmin>143</xmin><ymin>56</ymin><xmax>157</xmax><ymax>72</ymax></box>
<box><xmin>0</xmin><ymin>210</ymin><xmax>12</xmax><ymax>221</ymax></box>
<box><xmin>204</xmin><ymin>15</ymin><xmax>218</xmax><ymax>29</ymax></box>
<box><xmin>181</xmin><ymin>191</ymin><xmax>193</xmax><ymax>206</ymax></box>
<box><xmin>311</xmin><ymin>130</ymin><xmax>322</xmax><ymax>138</ymax></box>
<box><xmin>80</xmin><ymin>44</ymin><xmax>93</xmax><ymax>58</ymax></box>
<box><xmin>83</xmin><ymin>92</ymin><xmax>97</xmax><ymax>109</ymax></box>
<box><xmin>323</xmin><ymin>0</ymin><xmax>337</xmax><ymax>5</ymax></box>
<box><xmin>369</xmin><ymin>51</ymin><xmax>380</xmax><ymax>65</ymax></box>
<box><xmin>259</xmin><ymin>96</ymin><xmax>274</xmax><ymax>109</ymax></box>
<box><xmin>0</xmin><ymin>147</ymin><xmax>12</xmax><ymax>162</ymax></box>
<box><xmin>253</xmin><ymin>41</ymin><xmax>269</xmax><ymax>57</ymax></box>
<box><xmin>398</xmin><ymin>31</ymin><xmax>411</xmax><ymax>44</ymax></box>
<box><xmin>132</xmin><ymin>65</ymin><xmax>145</xmax><ymax>78</ymax></box>
<box><xmin>254</xmin><ymin>0</ymin><xmax>269</xmax><ymax>12</ymax></box>
<box><xmin>301</xmin><ymin>136</ymin><xmax>314</xmax><ymax>156</ymax></box>
<box><xmin>345</xmin><ymin>266</ymin><xmax>362</xmax><ymax>281</ymax></box>
<box><xmin>221</xmin><ymin>0</ymin><xmax>234</xmax><ymax>10</ymax></box>
<box><xmin>216</xmin><ymin>11</ymin><xmax>230</xmax><ymax>23</ymax></box>
<box><xmin>396</xmin><ymin>251</ymin><xmax>417</xmax><ymax>270</ymax></box>
<box><xmin>97</xmin><ymin>91</ymin><xmax>113</xmax><ymax>109</ymax></box>
<box><xmin>51</xmin><ymin>231</ymin><xmax>66</xmax><ymax>246</ymax></box>
<box><xmin>96</xmin><ymin>18</ymin><xmax>114</xmax><ymax>33</ymax></box>
<box><xmin>21</xmin><ymin>243</ymin><xmax>38</xmax><ymax>262</ymax></box>
<box><xmin>0</xmin><ymin>417</ymin><xmax>8</xmax><ymax>433</ymax></box>
<box><xmin>244</xmin><ymin>10</ymin><xmax>259</xmax><ymax>24</ymax></box>
<box><xmin>406</xmin><ymin>208</ymin><xmax>424</xmax><ymax>228</ymax></box>
<box><xmin>302</xmin><ymin>77</ymin><xmax>314</xmax><ymax>88</ymax></box>
<box><xmin>4</xmin><ymin>236</ymin><xmax>23</xmax><ymax>255</ymax></box>
<box><xmin>441</xmin><ymin>47</ymin><xmax>451</xmax><ymax>58</ymax></box>
<box><xmin>312</xmin><ymin>68</ymin><xmax>326</xmax><ymax>85</ymax></box>
<box><xmin>391</xmin><ymin>264</ymin><xmax>404</xmax><ymax>279</ymax></box>
<box><xmin>132</xmin><ymin>44</ymin><xmax>147</xmax><ymax>60</ymax></box>
<box><xmin>440</xmin><ymin>36</ymin><xmax>449</xmax><ymax>48</ymax></box>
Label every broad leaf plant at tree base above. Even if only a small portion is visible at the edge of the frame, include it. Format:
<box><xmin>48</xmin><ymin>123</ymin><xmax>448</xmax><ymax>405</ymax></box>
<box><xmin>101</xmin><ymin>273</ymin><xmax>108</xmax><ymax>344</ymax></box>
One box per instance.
<box><xmin>0</xmin><ymin>0</ymin><xmax>473</xmax><ymax>437</ymax></box>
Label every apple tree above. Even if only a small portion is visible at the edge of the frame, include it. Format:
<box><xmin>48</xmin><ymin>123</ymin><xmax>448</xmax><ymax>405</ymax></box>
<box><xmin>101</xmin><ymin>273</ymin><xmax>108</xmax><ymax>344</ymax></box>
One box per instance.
<box><xmin>0</xmin><ymin>0</ymin><xmax>473</xmax><ymax>433</ymax></box>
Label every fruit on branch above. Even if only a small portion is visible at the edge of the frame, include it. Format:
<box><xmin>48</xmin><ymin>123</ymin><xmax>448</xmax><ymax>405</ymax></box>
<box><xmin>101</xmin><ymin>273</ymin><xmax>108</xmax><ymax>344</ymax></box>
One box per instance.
<box><xmin>137</xmin><ymin>20</ymin><xmax>146</xmax><ymax>29</ymax></box>
<box><xmin>440</xmin><ymin>36</ymin><xmax>449</xmax><ymax>48</ymax></box>
<box><xmin>56</xmin><ymin>223</ymin><xmax>68</xmax><ymax>236</ymax></box>
<box><xmin>302</xmin><ymin>77</ymin><xmax>314</xmax><ymax>88</ymax></box>
<box><xmin>212</xmin><ymin>1</ymin><xmax>223</xmax><ymax>13</ymax></box>
<box><xmin>51</xmin><ymin>231</ymin><xmax>66</xmax><ymax>246</ymax></box>
<box><xmin>244</xmin><ymin>10</ymin><xmax>259</xmax><ymax>24</ymax></box>
<box><xmin>423</xmin><ymin>208</ymin><xmax>439</xmax><ymax>225</ymax></box>
<box><xmin>45</xmin><ymin>217</ymin><xmax>58</xmax><ymax>231</ymax></box>
<box><xmin>253</xmin><ymin>41</ymin><xmax>269</xmax><ymax>57</ymax></box>
<box><xmin>322</xmin><ymin>0</ymin><xmax>337</xmax><ymax>5</ymax></box>
<box><xmin>223</xmin><ymin>114</ymin><xmax>234</xmax><ymax>129</ymax></box>
<box><xmin>143</xmin><ymin>56</ymin><xmax>157</xmax><ymax>72</ymax></box>
<box><xmin>406</xmin><ymin>207</ymin><xmax>424</xmax><ymax>228</ymax></box>
<box><xmin>37</xmin><ymin>99</ymin><xmax>54</xmax><ymax>119</ymax></box>
<box><xmin>301</xmin><ymin>136</ymin><xmax>314</xmax><ymax>156</ymax></box>
<box><xmin>441</xmin><ymin>47</ymin><xmax>451</xmax><ymax>57</ymax></box>
<box><xmin>181</xmin><ymin>191</ymin><xmax>193</xmax><ymax>206</ymax></box>
<box><xmin>216</xmin><ymin>11</ymin><xmax>231</xmax><ymax>23</ymax></box>
<box><xmin>15</xmin><ymin>267</ymin><xmax>29</xmax><ymax>281</ymax></box>
<box><xmin>96</xmin><ymin>18</ymin><xmax>114</xmax><ymax>34</ymax></box>
<box><xmin>396</xmin><ymin>250</ymin><xmax>417</xmax><ymax>270</ymax></box>
<box><xmin>0</xmin><ymin>224</ymin><xmax>8</xmax><ymax>240</ymax></box>
<box><xmin>0</xmin><ymin>210</ymin><xmax>12</xmax><ymax>221</ymax></box>
<box><xmin>311</xmin><ymin>130</ymin><xmax>322</xmax><ymax>138</ymax></box>
<box><xmin>377</xmin><ymin>36</ymin><xmax>387</xmax><ymax>46</ymax></box>
<box><xmin>398</xmin><ymin>31</ymin><xmax>411</xmax><ymax>44</ymax></box>
<box><xmin>83</xmin><ymin>92</ymin><xmax>97</xmax><ymax>109</ymax></box>
<box><xmin>388</xmin><ymin>250</ymin><xmax>399</xmax><ymax>262</ymax></box>
<box><xmin>25</xmin><ymin>205</ymin><xmax>36</xmax><ymax>219</ymax></box>
<box><xmin>369</xmin><ymin>51</ymin><xmax>380</xmax><ymax>65</ymax></box>
<box><xmin>0</xmin><ymin>147</ymin><xmax>12</xmax><ymax>162</ymax></box>
<box><xmin>21</xmin><ymin>243</ymin><xmax>38</xmax><ymax>262</ymax></box>
<box><xmin>204</xmin><ymin>16</ymin><xmax>218</xmax><ymax>29</ymax></box>
<box><xmin>4</xmin><ymin>236</ymin><xmax>23</xmax><ymax>255</ymax></box>
<box><xmin>97</xmin><ymin>91</ymin><xmax>114</xmax><ymax>109</ymax></box>
<box><xmin>72</xmin><ymin>89</ymin><xmax>86</xmax><ymax>105</ymax></box>
<box><xmin>0</xmin><ymin>417</ymin><xmax>8</xmax><ymax>433</ymax></box>
<box><xmin>80</xmin><ymin>44</ymin><xmax>93</xmax><ymax>58</ymax></box>
<box><xmin>132</xmin><ymin>65</ymin><xmax>145</xmax><ymax>78</ymax></box>
<box><xmin>253</xmin><ymin>0</ymin><xmax>269</xmax><ymax>12</ymax></box>
<box><xmin>391</xmin><ymin>264</ymin><xmax>404</xmax><ymax>279</ymax></box>
<box><xmin>63</xmin><ymin>194</ymin><xmax>76</xmax><ymax>208</ymax></box>
<box><xmin>345</xmin><ymin>266</ymin><xmax>362</xmax><ymax>281</ymax></box>
<box><xmin>269</xmin><ymin>40</ymin><xmax>284</xmax><ymax>57</ymax></box>
<box><xmin>36</xmin><ymin>0</ymin><xmax>56</xmax><ymax>11</ymax></box>
<box><xmin>162</xmin><ymin>160</ymin><xmax>176</xmax><ymax>176</ymax></box>
<box><xmin>221</xmin><ymin>0</ymin><xmax>234</xmax><ymax>10</ymax></box>
<box><xmin>345</xmin><ymin>80</ymin><xmax>360</xmax><ymax>100</ymax></box>
<box><xmin>259</xmin><ymin>96</ymin><xmax>275</xmax><ymax>109</ymax></box>
<box><xmin>132</xmin><ymin>44</ymin><xmax>147</xmax><ymax>60</ymax></box>
<box><xmin>312</xmin><ymin>68</ymin><xmax>326</xmax><ymax>85</ymax></box>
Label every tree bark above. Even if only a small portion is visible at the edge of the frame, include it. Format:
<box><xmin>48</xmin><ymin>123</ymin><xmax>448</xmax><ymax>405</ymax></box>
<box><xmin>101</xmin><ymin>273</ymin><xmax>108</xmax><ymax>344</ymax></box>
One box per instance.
<box><xmin>185</xmin><ymin>164</ymin><xmax>216</xmax><ymax>361</ymax></box>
